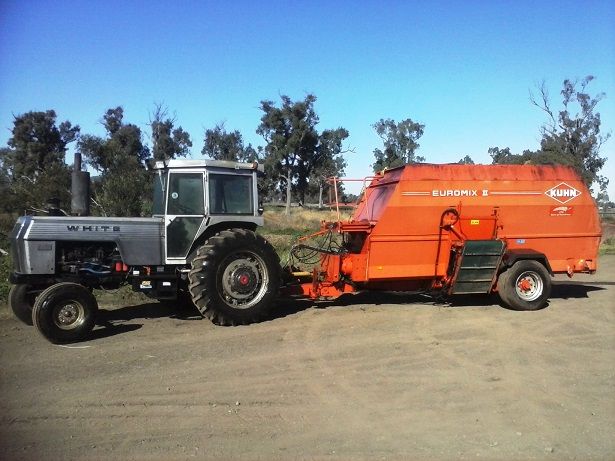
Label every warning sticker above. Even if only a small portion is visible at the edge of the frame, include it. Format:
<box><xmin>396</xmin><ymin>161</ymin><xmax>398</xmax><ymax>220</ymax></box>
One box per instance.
<box><xmin>550</xmin><ymin>206</ymin><xmax>574</xmax><ymax>216</ymax></box>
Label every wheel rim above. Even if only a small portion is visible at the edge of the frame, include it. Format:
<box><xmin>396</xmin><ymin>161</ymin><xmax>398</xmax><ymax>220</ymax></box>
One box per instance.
<box><xmin>514</xmin><ymin>271</ymin><xmax>543</xmax><ymax>302</ymax></box>
<box><xmin>218</xmin><ymin>250</ymin><xmax>269</xmax><ymax>309</ymax></box>
<box><xmin>53</xmin><ymin>299</ymin><xmax>86</xmax><ymax>330</ymax></box>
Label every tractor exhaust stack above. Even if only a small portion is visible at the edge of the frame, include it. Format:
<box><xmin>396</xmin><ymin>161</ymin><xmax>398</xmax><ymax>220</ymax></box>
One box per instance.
<box><xmin>71</xmin><ymin>152</ymin><xmax>90</xmax><ymax>216</ymax></box>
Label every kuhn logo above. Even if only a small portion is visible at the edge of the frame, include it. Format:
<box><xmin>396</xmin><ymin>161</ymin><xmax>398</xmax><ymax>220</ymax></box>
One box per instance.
<box><xmin>545</xmin><ymin>182</ymin><xmax>581</xmax><ymax>204</ymax></box>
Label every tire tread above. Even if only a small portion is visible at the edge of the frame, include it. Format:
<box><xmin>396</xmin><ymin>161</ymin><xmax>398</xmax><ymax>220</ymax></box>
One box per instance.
<box><xmin>32</xmin><ymin>282</ymin><xmax>98</xmax><ymax>344</ymax></box>
<box><xmin>497</xmin><ymin>260</ymin><xmax>551</xmax><ymax>311</ymax></box>
<box><xmin>188</xmin><ymin>229</ymin><xmax>280</xmax><ymax>326</ymax></box>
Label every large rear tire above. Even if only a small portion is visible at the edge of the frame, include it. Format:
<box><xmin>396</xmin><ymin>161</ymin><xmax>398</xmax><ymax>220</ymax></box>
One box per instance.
<box><xmin>32</xmin><ymin>282</ymin><xmax>98</xmax><ymax>344</ymax></box>
<box><xmin>497</xmin><ymin>260</ymin><xmax>551</xmax><ymax>311</ymax></box>
<box><xmin>9</xmin><ymin>284</ymin><xmax>38</xmax><ymax>325</ymax></box>
<box><xmin>188</xmin><ymin>229</ymin><xmax>281</xmax><ymax>325</ymax></box>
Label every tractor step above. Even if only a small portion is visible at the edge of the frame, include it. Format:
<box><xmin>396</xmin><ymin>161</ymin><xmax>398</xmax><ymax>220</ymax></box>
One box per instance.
<box><xmin>451</xmin><ymin>240</ymin><xmax>506</xmax><ymax>294</ymax></box>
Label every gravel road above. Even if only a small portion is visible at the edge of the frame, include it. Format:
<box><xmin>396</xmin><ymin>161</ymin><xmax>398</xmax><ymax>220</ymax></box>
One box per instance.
<box><xmin>1</xmin><ymin>256</ymin><xmax>614</xmax><ymax>460</ymax></box>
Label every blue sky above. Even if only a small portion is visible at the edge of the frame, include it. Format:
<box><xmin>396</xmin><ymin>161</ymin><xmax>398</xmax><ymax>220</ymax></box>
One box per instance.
<box><xmin>1</xmin><ymin>0</ymin><xmax>614</xmax><ymax>197</ymax></box>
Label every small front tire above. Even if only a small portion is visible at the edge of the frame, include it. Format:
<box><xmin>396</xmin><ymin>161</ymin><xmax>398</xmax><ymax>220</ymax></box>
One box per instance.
<box><xmin>9</xmin><ymin>284</ymin><xmax>38</xmax><ymax>325</ymax></box>
<box><xmin>497</xmin><ymin>260</ymin><xmax>551</xmax><ymax>311</ymax></box>
<box><xmin>32</xmin><ymin>283</ymin><xmax>98</xmax><ymax>344</ymax></box>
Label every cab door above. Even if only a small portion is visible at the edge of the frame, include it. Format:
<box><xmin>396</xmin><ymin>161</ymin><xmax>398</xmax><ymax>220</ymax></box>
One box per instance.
<box><xmin>165</xmin><ymin>172</ymin><xmax>205</xmax><ymax>261</ymax></box>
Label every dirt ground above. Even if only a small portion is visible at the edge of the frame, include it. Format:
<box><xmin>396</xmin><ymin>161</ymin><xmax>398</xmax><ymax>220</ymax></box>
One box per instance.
<box><xmin>1</xmin><ymin>257</ymin><xmax>614</xmax><ymax>461</ymax></box>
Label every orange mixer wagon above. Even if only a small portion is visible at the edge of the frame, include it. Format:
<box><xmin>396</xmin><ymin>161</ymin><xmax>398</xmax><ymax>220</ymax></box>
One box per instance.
<box><xmin>283</xmin><ymin>163</ymin><xmax>602</xmax><ymax>310</ymax></box>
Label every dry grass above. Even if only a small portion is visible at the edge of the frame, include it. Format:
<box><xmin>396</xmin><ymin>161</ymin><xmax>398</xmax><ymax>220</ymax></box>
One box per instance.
<box><xmin>262</xmin><ymin>208</ymin><xmax>346</xmax><ymax>233</ymax></box>
<box><xmin>260</xmin><ymin>207</ymin><xmax>352</xmax><ymax>263</ymax></box>
<box><xmin>601</xmin><ymin>238</ymin><xmax>615</xmax><ymax>255</ymax></box>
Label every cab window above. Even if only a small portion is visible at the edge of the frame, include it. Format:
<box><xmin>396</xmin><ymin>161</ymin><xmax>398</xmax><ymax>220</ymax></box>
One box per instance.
<box><xmin>152</xmin><ymin>172</ymin><xmax>166</xmax><ymax>215</ymax></box>
<box><xmin>208</xmin><ymin>174</ymin><xmax>253</xmax><ymax>214</ymax></box>
<box><xmin>167</xmin><ymin>173</ymin><xmax>204</xmax><ymax>215</ymax></box>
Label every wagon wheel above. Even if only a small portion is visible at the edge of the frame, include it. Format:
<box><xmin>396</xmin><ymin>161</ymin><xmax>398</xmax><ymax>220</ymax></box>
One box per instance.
<box><xmin>497</xmin><ymin>260</ymin><xmax>551</xmax><ymax>311</ymax></box>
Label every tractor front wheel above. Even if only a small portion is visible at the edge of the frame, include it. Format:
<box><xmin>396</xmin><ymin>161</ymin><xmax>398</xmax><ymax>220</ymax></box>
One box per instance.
<box><xmin>188</xmin><ymin>229</ymin><xmax>280</xmax><ymax>325</ymax></box>
<box><xmin>497</xmin><ymin>260</ymin><xmax>551</xmax><ymax>311</ymax></box>
<box><xmin>9</xmin><ymin>284</ymin><xmax>38</xmax><ymax>325</ymax></box>
<box><xmin>32</xmin><ymin>282</ymin><xmax>98</xmax><ymax>344</ymax></box>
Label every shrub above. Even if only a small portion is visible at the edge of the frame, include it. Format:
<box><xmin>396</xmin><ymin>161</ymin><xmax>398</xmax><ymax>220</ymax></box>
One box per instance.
<box><xmin>0</xmin><ymin>254</ymin><xmax>11</xmax><ymax>304</ymax></box>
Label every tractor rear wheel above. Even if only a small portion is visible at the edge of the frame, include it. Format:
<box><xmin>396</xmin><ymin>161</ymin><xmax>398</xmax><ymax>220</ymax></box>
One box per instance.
<box><xmin>497</xmin><ymin>260</ymin><xmax>551</xmax><ymax>311</ymax></box>
<box><xmin>32</xmin><ymin>282</ymin><xmax>98</xmax><ymax>344</ymax></box>
<box><xmin>188</xmin><ymin>229</ymin><xmax>280</xmax><ymax>325</ymax></box>
<box><xmin>9</xmin><ymin>284</ymin><xmax>38</xmax><ymax>325</ymax></box>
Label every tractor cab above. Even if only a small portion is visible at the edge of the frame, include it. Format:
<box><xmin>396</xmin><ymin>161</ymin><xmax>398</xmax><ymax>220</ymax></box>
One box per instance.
<box><xmin>151</xmin><ymin>159</ymin><xmax>264</xmax><ymax>263</ymax></box>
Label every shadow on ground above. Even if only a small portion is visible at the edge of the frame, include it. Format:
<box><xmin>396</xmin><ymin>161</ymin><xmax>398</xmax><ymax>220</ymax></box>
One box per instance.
<box><xmin>91</xmin><ymin>300</ymin><xmax>202</xmax><ymax>340</ymax></box>
<box><xmin>274</xmin><ymin>281</ymin><xmax>607</xmax><ymax>317</ymax></box>
<box><xmin>551</xmin><ymin>281</ymin><xmax>608</xmax><ymax>299</ymax></box>
<box><xmin>89</xmin><ymin>282</ymin><xmax>607</xmax><ymax>340</ymax></box>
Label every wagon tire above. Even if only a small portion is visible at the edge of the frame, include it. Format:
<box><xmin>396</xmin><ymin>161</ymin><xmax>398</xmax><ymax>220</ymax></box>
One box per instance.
<box><xmin>497</xmin><ymin>260</ymin><xmax>551</xmax><ymax>311</ymax></box>
<box><xmin>32</xmin><ymin>282</ymin><xmax>98</xmax><ymax>344</ymax></box>
<box><xmin>188</xmin><ymin>229</ymin><xmax>280</xmax><ymax>326</ymax></box>
<box><xmin>9</xmin><ymin>284</ymin><xmax>38</xmax><ymax>325</ymax></box>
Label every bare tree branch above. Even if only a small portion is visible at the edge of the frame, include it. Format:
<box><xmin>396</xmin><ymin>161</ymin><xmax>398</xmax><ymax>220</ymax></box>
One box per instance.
<box><xmin>529</xmin><ymin>81</ymin><xmax>557</xmax><ymax>134</ymax></box>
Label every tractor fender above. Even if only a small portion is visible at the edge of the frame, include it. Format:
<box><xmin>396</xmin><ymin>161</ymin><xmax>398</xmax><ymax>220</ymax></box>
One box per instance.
<box><xmin>500</xmin><ymin>249</ymin><xmax>553</xmax><ymax>276</ymax></box>
<box><xmin>187</xmin><ymin>221</ymin><xmax>258</xmax><ymax>263</ymax></box>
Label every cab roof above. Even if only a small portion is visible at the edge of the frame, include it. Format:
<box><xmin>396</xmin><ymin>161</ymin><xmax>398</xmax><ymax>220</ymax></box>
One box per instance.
<box><xmin>152</xmin><ymin>159</ymin><xmax>263</xmax><ymax>172</ymax></box>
